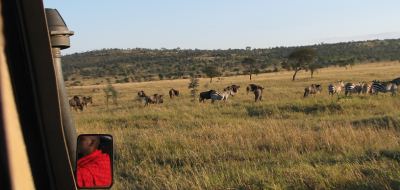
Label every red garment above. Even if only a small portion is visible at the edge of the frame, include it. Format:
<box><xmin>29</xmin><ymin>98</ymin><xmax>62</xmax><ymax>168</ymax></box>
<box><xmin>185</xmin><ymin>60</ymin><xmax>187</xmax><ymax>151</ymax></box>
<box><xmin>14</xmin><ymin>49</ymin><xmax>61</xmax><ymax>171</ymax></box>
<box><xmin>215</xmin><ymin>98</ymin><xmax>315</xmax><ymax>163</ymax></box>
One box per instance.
<box><xmin>77</xmin><ymin>150</ymin><xmax>112</xmax><ymax>188</ymax></box>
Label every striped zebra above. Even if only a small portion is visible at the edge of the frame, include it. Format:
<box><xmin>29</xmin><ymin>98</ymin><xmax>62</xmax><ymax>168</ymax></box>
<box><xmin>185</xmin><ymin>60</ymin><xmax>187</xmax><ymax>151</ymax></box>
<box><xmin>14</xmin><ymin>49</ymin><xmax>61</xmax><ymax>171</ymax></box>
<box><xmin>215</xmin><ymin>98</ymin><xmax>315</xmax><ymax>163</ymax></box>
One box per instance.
<box><xmin>392</xmin><ymin>77</ymin><xmax>400</xmax><ymax>85</ymax></box>
<box><xmin>345</xmin><ymin>82</ymin><xmax>362</xmax><ymax>96</ymax></box>
<box><xmin>328</xmin><ymin>80</ymin><xmax>344</xmax><ymax>96</ymax></box>
<box><xmin>371</xmin><ymin>81</ymin><xmax>397</xmax><ymax>96</ymax></box>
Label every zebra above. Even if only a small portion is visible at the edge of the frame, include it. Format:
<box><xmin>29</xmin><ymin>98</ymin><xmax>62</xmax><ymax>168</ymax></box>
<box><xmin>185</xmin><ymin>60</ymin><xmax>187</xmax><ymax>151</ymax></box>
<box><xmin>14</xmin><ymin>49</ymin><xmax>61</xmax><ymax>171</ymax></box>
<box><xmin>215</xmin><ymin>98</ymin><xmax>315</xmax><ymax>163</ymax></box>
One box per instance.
<box><xmin>344</xmin><ymin>82</ymin><xmax>362</xmax><ymax>96</ymax></box>
<box><xmin>210</xmin><ymin>88</ymin><xmax>235</xmax><ymax>103</ymax></box>
<box><xmin>328</xmin><ymin>81</ymin><xmax>344</xmax><ymax>96</ymax></box>
<box><xmin>371</xmin><ymin>81</ymin><xmax>397</xmax><ymax>96</ymax></box>
<box><xmin>304</xmin><ymin>84</ymin><xmax>322</xmax><ymax>97</ymax></box>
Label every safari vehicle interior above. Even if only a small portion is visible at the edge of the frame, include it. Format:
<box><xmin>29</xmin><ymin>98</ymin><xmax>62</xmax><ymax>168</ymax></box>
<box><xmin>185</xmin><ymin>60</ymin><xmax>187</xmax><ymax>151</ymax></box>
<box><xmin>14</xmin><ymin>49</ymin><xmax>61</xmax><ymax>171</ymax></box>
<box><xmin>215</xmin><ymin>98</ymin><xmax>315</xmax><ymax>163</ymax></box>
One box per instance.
<box><xmin>1</xmin><ymin>0</ymin><xmax>110</xmax><ymax>189</ymax></box>
<box><xmin>1</xmin><ymin>0</ymin><xmax>400</xmax><ymax>190</ymax></box>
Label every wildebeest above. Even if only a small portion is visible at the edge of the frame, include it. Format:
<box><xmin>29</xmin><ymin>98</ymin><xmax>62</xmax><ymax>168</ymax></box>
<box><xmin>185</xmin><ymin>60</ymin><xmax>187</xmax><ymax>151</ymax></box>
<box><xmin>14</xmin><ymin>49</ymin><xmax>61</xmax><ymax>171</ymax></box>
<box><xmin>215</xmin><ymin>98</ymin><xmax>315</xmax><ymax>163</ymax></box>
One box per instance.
<box><xmin>81</xmin><ymin>96</ymin><xmax>93</xmax><ymax>108</ymax></box>
<box><xmin>199</xmin><ymin>90</ymin><xmax>217</xmax><ymax>103</ymax></box>
<box><xmin>246</xmin><ymin>84</ymin><xmax>264</xmax><ymax>102</ymax></box>
<box><xmin>151</xmin><ymin>94</ymin><xmax>164</xmax><ymax>104</ymax></box>
<box><xmin>371</xmin><ymin>80</ymin><xmax>397</xmax><ymax>96</ymax></box>
<box><xmin>253</xmin><ymin>88</ymin><xmax>264</xmax><ymax>102</ymax></box>
<box><xmin>344</xmin><ymin>82</ymin><xmax>362</xmax><ymax>96</ymax></box>
<box><xmin>328</xmin><ymin>81</ymin><xmax>345</xmax><ymax>96</ymax></box>
<box><xmin>69</xmin><ymin>96</ymin><xmax>83</xmax><ymax>111</ymax></box>
<box><xmin>246</xmin><ymin>84</ymin><xmax>263</xmax><ymax>94</ymax></box>
<box><xmin>137</xmin><ymin>91</ymin><xmax>164</xmax><ymax>106</ymax></box>
<box><xmin>169</xmin><ymin>88</ymin><xmax>180</xmax><ymax>99</ymax></box>
<box><xmin>391</xmin><ymin>77</ymin><xmax>400</xmax><ymax>85</ymax></box>
<box><xmin>304</xmin><ymin>84</ymin><xmax>322</xmax><ymax>97</ymax></box>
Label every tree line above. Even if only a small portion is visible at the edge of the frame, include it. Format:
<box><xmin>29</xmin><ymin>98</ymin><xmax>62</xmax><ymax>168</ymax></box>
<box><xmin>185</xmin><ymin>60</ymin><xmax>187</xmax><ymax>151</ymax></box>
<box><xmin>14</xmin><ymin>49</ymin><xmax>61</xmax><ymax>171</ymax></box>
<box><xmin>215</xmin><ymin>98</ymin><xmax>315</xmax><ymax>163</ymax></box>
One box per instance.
<box><xmin>62</xmin><ymin>38</ymin><xmax>400</xmax><ymax>84</ymax></box>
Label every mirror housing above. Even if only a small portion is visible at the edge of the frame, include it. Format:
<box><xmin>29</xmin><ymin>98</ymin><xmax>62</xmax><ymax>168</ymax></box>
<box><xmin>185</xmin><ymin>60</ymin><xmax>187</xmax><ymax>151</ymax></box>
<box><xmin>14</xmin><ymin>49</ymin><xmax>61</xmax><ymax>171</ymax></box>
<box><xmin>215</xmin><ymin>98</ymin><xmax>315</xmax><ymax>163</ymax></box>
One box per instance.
<box><xmin>45</xmin><ymin>8</ymin><xmax>74</xmax><ymax>49</ymax></box>
<box><xmin>76</xmin><ymin>134</ymin><xmax>113</xmax><ymax>189</ymax></box>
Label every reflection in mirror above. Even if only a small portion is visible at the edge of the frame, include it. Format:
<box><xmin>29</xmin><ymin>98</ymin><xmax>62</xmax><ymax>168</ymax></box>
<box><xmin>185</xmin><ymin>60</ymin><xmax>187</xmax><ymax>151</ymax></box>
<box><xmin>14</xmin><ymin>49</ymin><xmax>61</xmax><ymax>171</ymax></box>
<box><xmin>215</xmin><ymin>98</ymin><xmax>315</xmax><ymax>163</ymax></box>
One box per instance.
<box><xmin>76</xmin><ymin>134</ymin><xmax>113</xmax><ymax>188</ymax></box>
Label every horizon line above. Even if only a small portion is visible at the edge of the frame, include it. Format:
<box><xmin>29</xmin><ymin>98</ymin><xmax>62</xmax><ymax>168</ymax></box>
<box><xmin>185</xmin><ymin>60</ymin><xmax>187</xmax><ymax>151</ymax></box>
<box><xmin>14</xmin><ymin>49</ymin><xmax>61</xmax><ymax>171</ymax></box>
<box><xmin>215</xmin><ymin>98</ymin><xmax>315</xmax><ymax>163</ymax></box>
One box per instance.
<box><xmin>64</xmin><ymin>37</ymin><xmax>400</xmax><ymax>55</ymax></box>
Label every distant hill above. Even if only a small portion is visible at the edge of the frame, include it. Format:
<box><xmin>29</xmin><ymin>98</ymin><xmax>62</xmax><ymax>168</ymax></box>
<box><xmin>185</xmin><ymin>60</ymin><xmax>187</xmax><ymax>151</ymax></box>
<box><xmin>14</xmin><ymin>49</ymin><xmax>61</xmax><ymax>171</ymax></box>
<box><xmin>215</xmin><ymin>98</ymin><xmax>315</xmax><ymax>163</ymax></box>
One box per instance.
<box><xmin>319</xmin><ymin>32</ymin><xmax>400</xmax><ymax>44</ymax></box>
<box><xmin>62</xmin><ymin>38</ymin><xmax>400</xmax><ymax>85</ymax></box>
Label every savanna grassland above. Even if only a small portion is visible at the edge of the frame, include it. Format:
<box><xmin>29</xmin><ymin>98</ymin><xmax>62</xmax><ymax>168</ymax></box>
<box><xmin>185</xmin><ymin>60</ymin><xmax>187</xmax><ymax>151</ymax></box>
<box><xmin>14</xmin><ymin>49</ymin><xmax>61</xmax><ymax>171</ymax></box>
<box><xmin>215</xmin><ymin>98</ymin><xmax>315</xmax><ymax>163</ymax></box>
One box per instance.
<box><xmin>68</xmin><ymin>62</ymin><xmax>400</xmax><ymax>190</ymax></box>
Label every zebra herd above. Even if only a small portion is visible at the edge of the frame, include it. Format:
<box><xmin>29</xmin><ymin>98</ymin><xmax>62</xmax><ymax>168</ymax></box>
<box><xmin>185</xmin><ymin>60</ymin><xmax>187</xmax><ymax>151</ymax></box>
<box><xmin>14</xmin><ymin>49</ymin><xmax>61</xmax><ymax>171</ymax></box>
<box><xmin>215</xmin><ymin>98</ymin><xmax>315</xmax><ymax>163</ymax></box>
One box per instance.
<box><xmin>137</xmin><ymin>77</ymin><xmax>399</xmax><ymax>106</ymax></box>
<box><xmin>309</xmin><ymin>77</ymin><xmax>399</xmax><ymax>97</ymax></box>
<box><xmin>69</xmin><ymin>77</ymin><xmax>399</xmax><ymax>109</ymax></box>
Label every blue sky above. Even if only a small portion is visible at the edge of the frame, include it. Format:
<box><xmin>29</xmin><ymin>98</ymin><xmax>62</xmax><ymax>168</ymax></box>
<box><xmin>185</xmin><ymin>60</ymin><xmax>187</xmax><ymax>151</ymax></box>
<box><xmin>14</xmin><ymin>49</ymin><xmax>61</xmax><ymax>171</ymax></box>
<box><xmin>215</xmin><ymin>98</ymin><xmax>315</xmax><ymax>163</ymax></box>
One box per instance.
<box><xmin>44</xmin><ymin>0</ymin><xmax>400</xmax><ymax>54</ymax></box>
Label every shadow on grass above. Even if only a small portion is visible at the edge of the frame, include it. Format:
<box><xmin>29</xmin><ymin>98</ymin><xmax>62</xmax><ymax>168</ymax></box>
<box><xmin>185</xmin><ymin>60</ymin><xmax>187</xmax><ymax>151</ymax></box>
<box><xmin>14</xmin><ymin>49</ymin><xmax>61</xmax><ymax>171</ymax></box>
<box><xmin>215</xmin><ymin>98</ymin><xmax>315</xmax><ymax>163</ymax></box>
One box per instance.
<box><xmin>352</xmin><ymin>115</ymin><xmax>400</xmax><ymax>130</ymax></box>
<box><xmin>246</xmin><ymin>102</ymin><xmax>344</xmax><ymax>117</ymax></box>
<box><xmin>380</xmin><ymin>150</ymin><xmax>400</xmax><ymax>162</ymax></box>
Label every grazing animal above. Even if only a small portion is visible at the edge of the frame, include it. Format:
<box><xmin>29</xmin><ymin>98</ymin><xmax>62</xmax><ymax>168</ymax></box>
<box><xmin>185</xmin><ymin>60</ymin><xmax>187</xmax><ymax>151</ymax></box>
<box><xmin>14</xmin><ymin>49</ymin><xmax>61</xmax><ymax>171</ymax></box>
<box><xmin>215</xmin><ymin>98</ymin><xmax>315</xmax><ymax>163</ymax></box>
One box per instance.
<box><xmin>137</xmin><ymin>91</ymin><xmax>164</xmax><ymax>106</ymax></box>
<box><xmin>199</xmin><ymin>90</ymin><xmax>217</xmax><ymax>103</ymax></box>
<box><xmin>371</xmin><ymin>81</ymin><xmax>397</xmax><ymax>96</ymax></box>
<box><xmin>246</xmin><ymin>84</ymin><xmax>263</xmax><ymax>94</ymax></box>
<box><xmin>345</xmin><ymin>82</ymin><xmax>362</xmax><ymax>96</ymax></box>
<box><xmin>224</xmin><ymin>85</ymin><xmax>240</xmax><ymax>96</ymax></box>
<box><xmin>361</xmin><ymin>82</ymin><xmax>372</xmax><ymax>94</ymax></box>
<box><xmin>81</xmin><ymin>96</ymin><xmax>93</xmax><ymax>108</ymax></box>
<box><xmin>246</xmin><ymin>84</ymin><xmax>264</xmax><ymax>102</ymax></box>
<box><xmin>328</xmin><ymin>81</ymin><xmax>345</xmax><ymax>96</ymax></box>
<box><xmin>169</xmin><ymin>88</ymin><xmax>180</xmax><ymax>99</ymax></box>
<box><xmin>69</xmin><ymin>96</ymin><xmax>83</xmax><ymax>111</ymax></box>
<box><xmin>391</xmin><ymin>77</ymin><xmax>400</xmax><ymax>85</ymax></box>
<box><xmin>304</xmin><ymin>84</ymin><xmax>322</xmax><ymax>97</ymax></box>
<box><xmin>210</xmin><ymin>88</ymin><xmax>235</xmax><ymax>103</ymax></box>
<box><xmin>210</xmin><ymin>93</ymin><xmax>224</xmax><ymax>103</ymax></box>
<box><xmin>138</xmin><ymin>90</ymin><xmax>146</xmax><ymax>98</ymax></box>
<box><xmin>253</xmin><ymin>88</ymin><xmax>264</xmax><ymax>102</ymax></box>
<box><xmin>151</xmin><ymin>94</ymin><xmax>164</xmax><ymax>104</ymax></box>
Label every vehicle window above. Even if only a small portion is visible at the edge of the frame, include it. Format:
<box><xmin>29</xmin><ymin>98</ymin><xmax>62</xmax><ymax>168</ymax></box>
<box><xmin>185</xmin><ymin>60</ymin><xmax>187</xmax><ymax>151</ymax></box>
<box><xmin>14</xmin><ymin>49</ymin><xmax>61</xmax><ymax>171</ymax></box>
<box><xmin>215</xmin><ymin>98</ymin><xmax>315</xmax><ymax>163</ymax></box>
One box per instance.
<box><xmin>44</xmin><ymin>1</ymin><xmax>400</xmax><ymax>189</ymax></box>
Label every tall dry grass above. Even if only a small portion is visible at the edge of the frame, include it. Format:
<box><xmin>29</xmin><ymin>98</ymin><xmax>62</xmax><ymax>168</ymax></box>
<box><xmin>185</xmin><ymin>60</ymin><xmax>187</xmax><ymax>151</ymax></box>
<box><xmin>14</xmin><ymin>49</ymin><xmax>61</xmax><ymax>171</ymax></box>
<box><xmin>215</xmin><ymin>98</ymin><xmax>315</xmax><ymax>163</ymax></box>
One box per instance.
<box><xmin>68</xmin><ymin>62</ymin><xmax>400</xmax><ymax>189</ymax></box>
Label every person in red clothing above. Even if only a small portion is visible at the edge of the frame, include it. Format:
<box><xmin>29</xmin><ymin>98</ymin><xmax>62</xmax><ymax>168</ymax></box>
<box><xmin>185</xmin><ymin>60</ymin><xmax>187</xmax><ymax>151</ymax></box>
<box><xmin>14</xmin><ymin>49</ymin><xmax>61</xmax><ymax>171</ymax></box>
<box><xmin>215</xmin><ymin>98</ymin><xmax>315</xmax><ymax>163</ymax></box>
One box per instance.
<box><xmin>76</xmin><ymin>135</ymin><xmax>112</xmax><ymax>188</ymax></box>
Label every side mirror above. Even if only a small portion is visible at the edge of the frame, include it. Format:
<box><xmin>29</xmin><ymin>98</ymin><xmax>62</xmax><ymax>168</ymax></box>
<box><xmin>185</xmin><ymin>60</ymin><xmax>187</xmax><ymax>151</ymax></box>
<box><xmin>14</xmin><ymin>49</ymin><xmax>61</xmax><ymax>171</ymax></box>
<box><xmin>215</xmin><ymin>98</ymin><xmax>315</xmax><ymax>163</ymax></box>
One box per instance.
<box><xmin>75</xmin><ymin>134</ymin><xmax>113</xmax><ymax>189</ymax></box>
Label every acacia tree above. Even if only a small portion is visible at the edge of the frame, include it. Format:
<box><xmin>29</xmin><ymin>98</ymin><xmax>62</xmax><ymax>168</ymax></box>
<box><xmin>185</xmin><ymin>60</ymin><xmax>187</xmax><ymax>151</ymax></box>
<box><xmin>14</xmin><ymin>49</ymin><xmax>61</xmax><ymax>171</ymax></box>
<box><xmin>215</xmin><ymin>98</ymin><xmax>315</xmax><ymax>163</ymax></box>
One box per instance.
<box><xmin>103</xmin><ymin>84</ymin><xmax>118</xmax><ymax>109</ymax></box>
<box><xmin>307</xmin><ymin>62</ymin><xmax>322</xmax><ymax>78</ymax></box>
<box><xmin>188</xmin><ymin>75</ymin><xmax>199</xmax><ymax>102</ymax></box>
<box><xmin>286</xmin><ymin>48</ymin><xmax>317</xmax><ymax>81</ymax></box>
<box><xmin>242</xmin><ymin>57</ymin><xmax>256</xmax><ymax>80</ymax></box>
<box><xmin>202</xmin><ymin>65</ymin><xmax>221</xmax><ymax>83</ymax></box>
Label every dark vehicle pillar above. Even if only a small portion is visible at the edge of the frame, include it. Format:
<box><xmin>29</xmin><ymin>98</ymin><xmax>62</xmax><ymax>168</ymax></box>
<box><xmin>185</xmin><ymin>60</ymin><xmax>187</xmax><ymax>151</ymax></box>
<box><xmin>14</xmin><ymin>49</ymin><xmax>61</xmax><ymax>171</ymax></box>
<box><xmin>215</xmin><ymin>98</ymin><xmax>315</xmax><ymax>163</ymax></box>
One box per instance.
<box><xmin>45</xmin><ymin>8</ymin><xmax>77</xmax><ymax>167</ymax></box>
